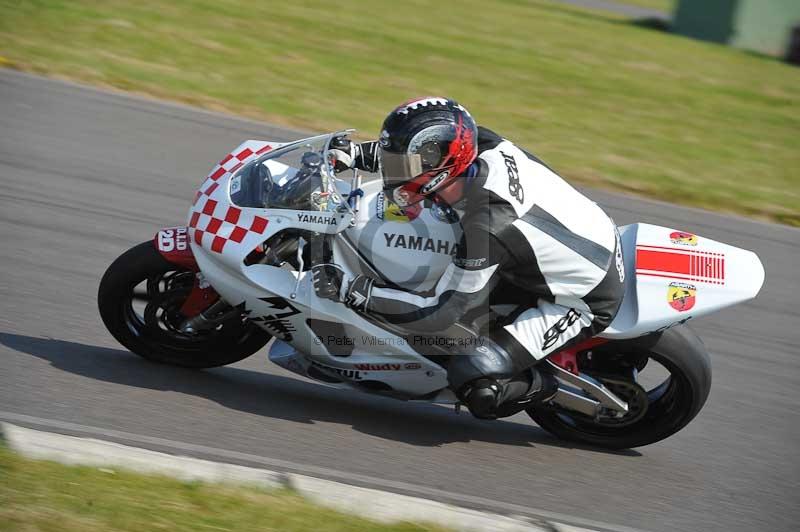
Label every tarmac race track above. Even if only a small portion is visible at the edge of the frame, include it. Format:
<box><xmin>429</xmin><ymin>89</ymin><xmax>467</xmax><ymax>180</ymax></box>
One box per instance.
<box><xmin>1</xmin><ymin>70</ymin><xmax>798</xmax><ymax>532</ymax></box>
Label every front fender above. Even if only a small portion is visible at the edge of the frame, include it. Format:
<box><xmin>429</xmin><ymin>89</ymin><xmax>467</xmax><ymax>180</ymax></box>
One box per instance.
<box><xmin>154</xmin><ymin>226</ymin><xmax>198</xmax><ymax>271</ymax></box>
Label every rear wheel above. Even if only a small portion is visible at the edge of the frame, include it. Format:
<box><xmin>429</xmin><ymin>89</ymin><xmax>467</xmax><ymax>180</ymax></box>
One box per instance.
<box><xmin>98</xmin><ymin>241</ymin><xmax>271</xmax><ymax>368</ymax></box>
<box><xmin>529</xmin><ymin>326</ymin><xmax>711</xmax><ymax>449</ymax></box>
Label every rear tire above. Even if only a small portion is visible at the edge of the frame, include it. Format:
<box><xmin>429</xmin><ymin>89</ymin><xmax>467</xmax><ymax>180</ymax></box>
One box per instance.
<box><xmin>98</xmin><ymin>241</ymin><xmax>271</xmax><ymax>368</ymax></box>
<box><xmin>529</xmin><ymin>326</ymin><xmax>711</xmax><ymax>449</ymax></box>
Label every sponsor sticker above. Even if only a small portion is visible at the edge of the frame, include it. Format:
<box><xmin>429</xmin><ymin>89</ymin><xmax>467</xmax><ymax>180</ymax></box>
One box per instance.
<box><xmin>420</xmin><ymin>170</ymin><xmax>449</xmax><ymax>194</ymax></box>
<box><xmin>250</xmin><ymin>297</ymin><xmax>301</xmax><ymax>341</ymax></box>
<box><xmin>157</xmin><ymin>227</ymin><xmax>188</xmax><ymax>252</ymax></box>
<box><xmin>501</xmin><ymin>151</ymin><xmax>524</xmax><ymax>203</ymax></box>
<box><xmin>375</xmin><ymin>191</ymin><xmax>386</xmax><ymax>220</ymax></box>
<box><xmin>385</xmin><ymin>202</ymin><xmax>409</xmax><ymax>222</ymax></box>
<box><xmin>669</xmin><ymin>231</ymin><xmax>698</xmax><ymax>246</ymax></box>
<box><xmin>376</xmin><ymin>192</ymin><xmax>419</xmax><ymax>222</ymax></box>
<box><xmin>296</xmin><ymin>213</ymin><xmax>337</xmax><ymax>225</ymax></box>
<box><xmin>454</xmin><ymin>257</ymin><xmax>487</xmax><ymax>269</ymax></box>
<box><xmin>311</xmin><ymin>361</ymin><xmax>362</xmax><ymax>381</ymax></box>
<box><xmin>542</xmin><ymin>308</ymin><xmax>582</xmax><ymax>350</ymax></box>
<box><xmin>667</xmin><ymin>281</ymin><xmax>696</xmax><ymax>312</ymax></box>
<box><xmin>354</xmin><ymin>363</ymin><xmax>402</xmax><ymax>371</ymax></box>
<box><xmin>614</xmin><ymin>227</ymin><xmax>625</xmax><ymax>282</ymax></box>
<box><xmin>384</xmin><ymin>233</ymin><xmax>458</xmax><ymax>256</ymax></box>
<box><xmin>230</xmin><ymin>175</ymin><xmax>242</xmax><ymax>195</ymax></box>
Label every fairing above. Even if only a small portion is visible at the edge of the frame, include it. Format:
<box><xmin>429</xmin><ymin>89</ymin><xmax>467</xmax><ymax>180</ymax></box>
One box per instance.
<box><xmin>187</xmin><ymin>134</ymin><xmax>451</xmax><ymax>398</ymax></box>
<box><xmin>601</xmin><ymin>223</ymin><xmax>765</xmax><ymax>339</ymax></box>
<box><xmin>185</xmin><ymin>134</ymin><xmax>765</xmax><ymax>398</ymax></box>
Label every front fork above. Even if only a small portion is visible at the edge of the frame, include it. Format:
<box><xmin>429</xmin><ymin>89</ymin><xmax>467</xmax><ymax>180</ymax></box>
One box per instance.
<box><xmin>154</xmin><ymin>224</ymin><xmax>308</xmax><ymax>333</ymax></box>
<box><xmin>155</xmin><ymin>226</ymin><xmax>227</xmax><ymax>330</ymax></box>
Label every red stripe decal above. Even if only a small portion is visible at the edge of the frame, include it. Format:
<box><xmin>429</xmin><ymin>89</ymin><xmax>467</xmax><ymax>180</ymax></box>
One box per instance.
<box><xmin>229</xmin><ymin>226</ymin><xmax>248</xmax><ymax>243</ymax></box>
<box><xmin>250</xmin><ymin>216</ymin><xmax>268</xmax><ymax>233</ymax></box>
<box><xmin>636</xmin><ymin>272</ymin><xmax>723</xmax><ymax>284</ymax></box>
<box><xmin>224</xmin><ymin>206</ymin><xmax>241</xmax><ymax>224</ymax></box>
<box><xmin>636</xmin><ymin>246</ymin><xmax>725</xmax><ymax>283</ymax></box>
<box><xmin>205</xmin><ymin>217</ymin><xmax>222</xmax><ymax>234</ymax></box>
<box><xmin>203</xmin><ymin>182</ymin><xmax>219</xmax><ymax>196</ymax></box>
<box><xmin>636</xmin><ymin>249</ymin><xmax>691</xmax><ymax>275</ymax></box>
<box><xmin>236</xmin><ymin>148</ymin><xmax>253</xmax><ymax>160</ymax></box>
<box><xmin>211</xmin><ymin>236</ymin><xmax>226</xmax><ymax>253</ymax></box>
<box><xmin>209</xmin><ymin>167</ymin><xmax>226</xmax><ymax>181</ymax></box>
<box><xmin>201</xmin><ymin>198</ymin><xmax>218</xmax><ymax>216</ymax></box>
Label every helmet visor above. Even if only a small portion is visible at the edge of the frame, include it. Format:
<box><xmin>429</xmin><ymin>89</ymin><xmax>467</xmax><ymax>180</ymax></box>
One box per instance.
<box><xmin>380</xmin><ymin>149</ymin><xmax>424</xmax><ymax>185</ymax></box>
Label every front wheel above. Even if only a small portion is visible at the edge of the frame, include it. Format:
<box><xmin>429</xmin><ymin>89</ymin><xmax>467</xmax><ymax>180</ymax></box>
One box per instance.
<box><xmin>98</xmin><ymin>241</ymin><xmax>271</xmax><ymax>368</ymax></box>
<box><xmin>529</xmin><ymin>326</ymin><xmax>712</xmax><ymax>449</ymax></box>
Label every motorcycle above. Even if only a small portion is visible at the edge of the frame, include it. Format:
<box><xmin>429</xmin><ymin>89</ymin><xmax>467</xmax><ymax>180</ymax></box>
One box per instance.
<box><xmin>98</xmin><ymin>131</ymin><xmax>765</xmax><ymax>448</ymax></box>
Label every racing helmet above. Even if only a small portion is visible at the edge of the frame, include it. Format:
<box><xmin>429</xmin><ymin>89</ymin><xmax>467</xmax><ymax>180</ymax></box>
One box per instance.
<box><xmin>379</xmin><ymin>97</ymin><xmax>478</xmax><ymax>207</ymax></box>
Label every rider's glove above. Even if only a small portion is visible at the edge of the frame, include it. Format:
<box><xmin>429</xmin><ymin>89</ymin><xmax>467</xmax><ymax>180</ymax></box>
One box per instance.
<box><xmin>329</xmin><ymin>136</ymin><xmax>360</xmax><ymax>173</ymax></box>
<box><xmin>311</xmin><ymin>264</ymin><xmax>346</xmax><ymax>302</ymax></box>
<box><xmin>345</xmin><ymin>275</ymin><xmax>373</xmax><ymax>312</ymax></box>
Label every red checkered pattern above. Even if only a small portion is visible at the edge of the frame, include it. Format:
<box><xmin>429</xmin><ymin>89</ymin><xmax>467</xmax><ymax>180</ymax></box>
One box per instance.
<box><xmin>189</xmin><ymin>203</ymin><xmax>269</xmax><ymax>253</ymax></box>
<box><xmin>188</xmin><ymin>140</ymin><xmax>276</xmax><ymax>254</ymax></box>
<box><xmin>192</xmin><ymin>142</ymin><xmax>274</xmax><ymax>207</ymax></box>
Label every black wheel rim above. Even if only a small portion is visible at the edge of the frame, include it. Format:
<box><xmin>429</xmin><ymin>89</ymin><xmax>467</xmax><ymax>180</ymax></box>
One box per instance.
<box><xmin>123</xmin><ymin>269</ymin><xmax>249</xmax><ymax>352</ymax></box>
<box><xmin>551</xmin><ymin>352</ymin><xmax>691</xmax><ymax>437</ymax></box>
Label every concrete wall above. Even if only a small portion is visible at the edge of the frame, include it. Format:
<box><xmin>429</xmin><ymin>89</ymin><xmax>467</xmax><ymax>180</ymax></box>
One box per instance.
<box><xmin>731</xmin><ymin>0</ymin><xmax>800</xmax><ymax>56</ymax></box>
<box><xmin>673</xmin><ymin>0</ymin><xmax>800</xmax><ymax>57</ymax></box>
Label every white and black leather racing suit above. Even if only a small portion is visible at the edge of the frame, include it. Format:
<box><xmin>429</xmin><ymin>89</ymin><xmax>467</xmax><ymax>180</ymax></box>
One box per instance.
<box><xmin>350</xmin><ymin>127</ymin><xmax>625</xmax><ymax>408</ymax></box>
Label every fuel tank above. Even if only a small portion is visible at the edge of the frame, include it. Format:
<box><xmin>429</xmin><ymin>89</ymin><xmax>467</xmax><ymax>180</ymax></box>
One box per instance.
<box><xmin>342</xmin><ymin>180</ymin><xmax>462</xmax><ymax>291</ymax></box>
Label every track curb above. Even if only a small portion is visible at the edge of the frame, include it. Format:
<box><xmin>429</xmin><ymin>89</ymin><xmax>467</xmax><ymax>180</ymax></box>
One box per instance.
<box><xmin>1</xmin><ymin>422</ymin><xmax>597</xmax><ymax>532</ymax></box>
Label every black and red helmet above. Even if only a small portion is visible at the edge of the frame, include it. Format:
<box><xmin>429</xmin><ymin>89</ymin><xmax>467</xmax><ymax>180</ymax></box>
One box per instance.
<box><xmin>379</xmin><ymin>97</ymin><xmax>478</xmax><ymax>207</ymax></box>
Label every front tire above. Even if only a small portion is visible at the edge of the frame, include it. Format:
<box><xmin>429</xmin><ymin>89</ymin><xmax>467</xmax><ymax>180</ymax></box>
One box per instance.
<box><xmin>529</xmin><ymin>326</ymin><xmax>712</xmax><ymax>449</ymax></box>
<box><xmin>98</xmin><ymin>241</ymin><xmax>271</xmax><ymax>368</ymax></box>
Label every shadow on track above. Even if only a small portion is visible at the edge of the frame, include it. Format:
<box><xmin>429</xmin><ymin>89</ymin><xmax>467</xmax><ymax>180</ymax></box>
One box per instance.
<box><xmin>0</xmin><ymin>332</ymin><xmax>640</xmax><ymax>456</ymax></box>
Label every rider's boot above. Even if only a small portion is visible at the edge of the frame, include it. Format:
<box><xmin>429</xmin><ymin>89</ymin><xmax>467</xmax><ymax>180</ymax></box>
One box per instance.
<box><xmin>493</xmin><ymin>369</ymin><xmax>557</xmax><ymax>419</ymax></box>
<box><xmin>448</xmin><ymin>339</ymin><xmax>557</xmax><ymax>420</ymax></box>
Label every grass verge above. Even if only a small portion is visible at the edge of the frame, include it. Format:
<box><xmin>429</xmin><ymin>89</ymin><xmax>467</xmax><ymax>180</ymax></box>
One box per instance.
<box><xmin>0</xmin><ymin>445</ymin><xmax>445</xmax><ymax>532</ymax></box>
<box><xmin>0</xmin><ymin>0</ymin><xmax>797</xmax><ymax>225</ymax></box>
<box><xmin>615</xmin><ymin>0</ymin><xmax>673</xmax><ymax>11</ymax></box>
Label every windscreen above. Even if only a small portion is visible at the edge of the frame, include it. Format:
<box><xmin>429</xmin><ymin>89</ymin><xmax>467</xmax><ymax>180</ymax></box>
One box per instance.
<box><xmin>229</xmin><ymin>134</ymin><xmax>342</xmax><ymax>211</ymax></box>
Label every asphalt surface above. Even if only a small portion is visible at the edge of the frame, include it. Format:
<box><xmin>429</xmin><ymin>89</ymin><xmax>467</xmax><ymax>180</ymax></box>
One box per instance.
<box><xmin>1</xmin><ymin>69</ymin><xmax>798</xmax><ymax>532</ymax></box>
<box><xmin>555</xmin><ymin>0</ymin><xmax>667</xmax><ymax>20</ymax></box>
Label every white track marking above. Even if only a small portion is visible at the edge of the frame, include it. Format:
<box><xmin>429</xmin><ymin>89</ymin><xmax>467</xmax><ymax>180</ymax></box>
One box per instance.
<box><xmin>0</xmin><ymin>411</ymin><xmax>645</xmax><ymax>532</ymax></box>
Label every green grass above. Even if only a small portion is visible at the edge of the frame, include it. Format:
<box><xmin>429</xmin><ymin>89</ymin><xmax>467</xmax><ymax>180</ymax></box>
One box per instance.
<box><xmin>616</xmin><ymin>0</ymin><xmax>674</xmax><ymax>11</ymax></box>
<box><xmin>0</xmin><ymin>445</ymin><xmax>446</xmax><ymax>532</ymax></box>
<box><xmin>0</xmin><ymin>0</ymin><xmax>797</xmax><ymax>225</ymax></box>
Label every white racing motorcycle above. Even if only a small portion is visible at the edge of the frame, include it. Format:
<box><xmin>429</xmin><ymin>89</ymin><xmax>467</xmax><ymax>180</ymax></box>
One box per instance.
<box><xmin>98</xmin><ymin>132</ymin><xmax>765</xmax><ymax>448</ymax></box>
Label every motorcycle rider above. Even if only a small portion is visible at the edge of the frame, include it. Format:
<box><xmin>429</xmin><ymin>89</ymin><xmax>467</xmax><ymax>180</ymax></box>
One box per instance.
<box><xmin>313</xmin><ymin>97</ymin><xmax>625</xmax><ymax>419</ymax></box>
